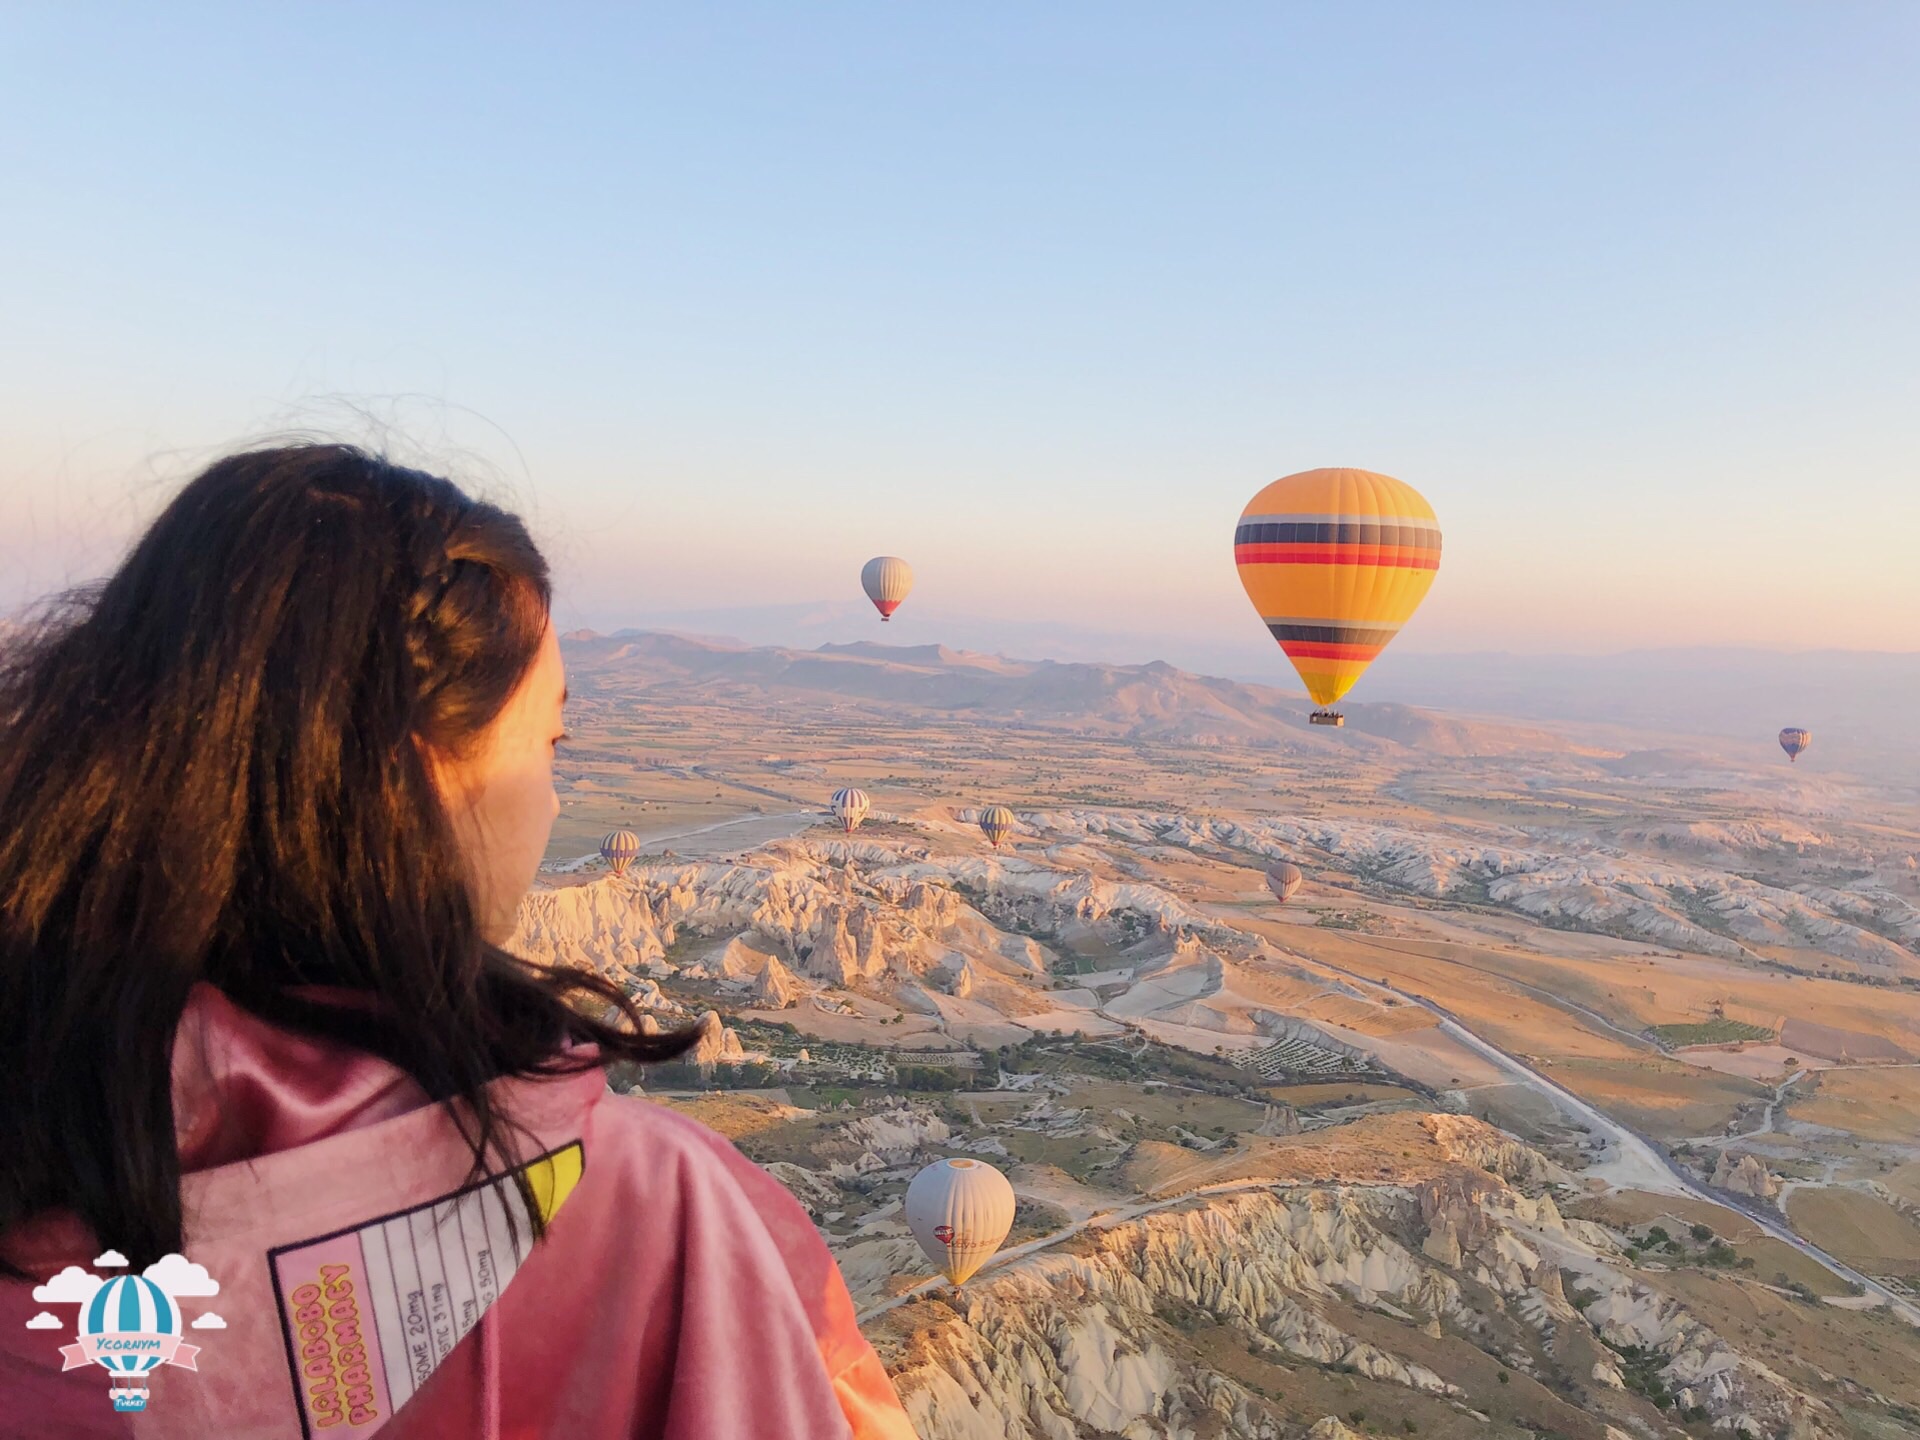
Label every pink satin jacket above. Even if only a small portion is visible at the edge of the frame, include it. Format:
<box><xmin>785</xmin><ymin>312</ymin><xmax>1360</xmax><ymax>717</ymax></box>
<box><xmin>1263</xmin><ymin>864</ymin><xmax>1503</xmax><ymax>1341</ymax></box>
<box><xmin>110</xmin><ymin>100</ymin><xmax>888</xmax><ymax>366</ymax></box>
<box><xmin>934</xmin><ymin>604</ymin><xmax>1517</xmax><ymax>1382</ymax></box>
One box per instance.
<box><xmin>0</xmin><ymin>986</ymin><xmax>917</xmax><ymax>1439</ymax></box>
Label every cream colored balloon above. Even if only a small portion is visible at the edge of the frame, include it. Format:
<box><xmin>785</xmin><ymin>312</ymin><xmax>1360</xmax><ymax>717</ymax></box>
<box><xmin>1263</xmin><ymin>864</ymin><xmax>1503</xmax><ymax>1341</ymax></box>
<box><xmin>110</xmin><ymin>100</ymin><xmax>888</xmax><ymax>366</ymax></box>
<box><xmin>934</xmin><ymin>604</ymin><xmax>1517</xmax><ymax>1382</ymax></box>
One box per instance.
<box><xmin>904</xmin><ymin>1157</ymin><xmax>1016</xmax><ymax>1284</ymax></box>
<box><xmin>1264</xmin><ymin>861</ymin><xmax>1303</xmax><ymax>903</ymax></box>
<box><xmin>861</xmin><ymin>555</ymin><xmax>914</xmax><ymax>620</ymax></box>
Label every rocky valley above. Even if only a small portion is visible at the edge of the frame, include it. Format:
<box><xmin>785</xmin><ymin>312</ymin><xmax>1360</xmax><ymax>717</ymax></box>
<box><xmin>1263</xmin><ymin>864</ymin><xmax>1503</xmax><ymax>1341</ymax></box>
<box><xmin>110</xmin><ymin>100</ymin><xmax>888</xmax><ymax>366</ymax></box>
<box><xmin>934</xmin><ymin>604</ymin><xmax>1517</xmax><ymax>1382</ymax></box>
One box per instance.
<box><xmin>506</xmin><ymin>633</ymin><xmax>1920</xmax><ymax>1438</ymax></box>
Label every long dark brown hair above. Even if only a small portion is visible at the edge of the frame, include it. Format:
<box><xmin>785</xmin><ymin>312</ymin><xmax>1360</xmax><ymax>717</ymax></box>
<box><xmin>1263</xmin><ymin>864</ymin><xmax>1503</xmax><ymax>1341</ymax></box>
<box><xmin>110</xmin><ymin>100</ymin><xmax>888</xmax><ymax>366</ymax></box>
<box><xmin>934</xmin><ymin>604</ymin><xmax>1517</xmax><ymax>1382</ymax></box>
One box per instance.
<box><xmin>0</xmin><ymin>443</ymin><xmax>690</xmax><ymax>1267</ymax></box>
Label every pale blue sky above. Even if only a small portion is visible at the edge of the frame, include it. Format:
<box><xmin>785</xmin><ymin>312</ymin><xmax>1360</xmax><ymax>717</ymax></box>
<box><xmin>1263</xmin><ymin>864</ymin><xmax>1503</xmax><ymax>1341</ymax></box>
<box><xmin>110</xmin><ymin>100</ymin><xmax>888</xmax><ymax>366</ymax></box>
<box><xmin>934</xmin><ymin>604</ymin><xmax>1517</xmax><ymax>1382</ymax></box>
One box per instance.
<box><xmin>3</xmin><ymin>4</ymin><xmax>1916</xmax><ymax>670</ymax></box>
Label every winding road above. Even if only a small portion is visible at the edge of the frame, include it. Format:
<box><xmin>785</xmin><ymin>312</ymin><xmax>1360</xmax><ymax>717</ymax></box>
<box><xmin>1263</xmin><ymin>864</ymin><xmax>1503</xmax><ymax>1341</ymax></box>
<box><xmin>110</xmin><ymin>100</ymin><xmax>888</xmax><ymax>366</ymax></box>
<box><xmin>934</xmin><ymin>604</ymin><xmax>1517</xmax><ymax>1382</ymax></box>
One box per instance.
<box><xmin>1309</xmin><ymin>945</ymin><xmax>1920</xmax><ymax>1328</ymax></box>
<box><xmin>858</xmin><ymin>933</ymin><xmax>1920</xmax><ymax>1330</ymax></box>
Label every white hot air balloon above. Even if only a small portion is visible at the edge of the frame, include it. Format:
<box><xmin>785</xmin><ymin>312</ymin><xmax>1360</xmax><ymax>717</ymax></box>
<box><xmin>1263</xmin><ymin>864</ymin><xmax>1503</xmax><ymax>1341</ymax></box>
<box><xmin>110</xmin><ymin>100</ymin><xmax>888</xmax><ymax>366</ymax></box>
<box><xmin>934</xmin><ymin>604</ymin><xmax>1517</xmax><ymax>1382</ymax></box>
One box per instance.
<box><xmin>905</xmin><ymin>1157</ymin><xmax>1016</xmax><ymax>1285</ymax></box>
<box><xmin>1264</xmin><ymin>861</ymin><xmax>1303</xmax><ymax>904</ymax></box>
<box><xmin>861</xmin><ymin>556</ymin><xmax>914</xmax><ymax>621</ymax></box>
<box><xmin>829</xmin><ymin>787</ymin><xmax>870</xmax><ymax>834</ymax></box>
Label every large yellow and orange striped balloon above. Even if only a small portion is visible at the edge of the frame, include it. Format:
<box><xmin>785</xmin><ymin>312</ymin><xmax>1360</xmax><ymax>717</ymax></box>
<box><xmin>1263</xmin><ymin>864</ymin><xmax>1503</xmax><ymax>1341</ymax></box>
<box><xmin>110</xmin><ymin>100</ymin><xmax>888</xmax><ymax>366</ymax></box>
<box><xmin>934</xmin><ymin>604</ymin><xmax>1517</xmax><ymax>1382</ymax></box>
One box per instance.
<box><xmin>1233</xmin><ymin>468</ymin><xmax>1441</xmax><ymax>708</ymax></box>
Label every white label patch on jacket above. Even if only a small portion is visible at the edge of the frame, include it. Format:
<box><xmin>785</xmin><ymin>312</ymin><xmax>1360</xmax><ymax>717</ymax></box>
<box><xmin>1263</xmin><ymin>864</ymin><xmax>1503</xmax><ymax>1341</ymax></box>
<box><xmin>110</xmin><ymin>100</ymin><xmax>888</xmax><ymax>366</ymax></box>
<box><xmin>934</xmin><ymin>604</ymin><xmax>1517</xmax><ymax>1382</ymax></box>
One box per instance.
<box><xmin>266</xmin><ymin>1140</ymin><xmax>585</xmax><ymax>1436</ymax></box>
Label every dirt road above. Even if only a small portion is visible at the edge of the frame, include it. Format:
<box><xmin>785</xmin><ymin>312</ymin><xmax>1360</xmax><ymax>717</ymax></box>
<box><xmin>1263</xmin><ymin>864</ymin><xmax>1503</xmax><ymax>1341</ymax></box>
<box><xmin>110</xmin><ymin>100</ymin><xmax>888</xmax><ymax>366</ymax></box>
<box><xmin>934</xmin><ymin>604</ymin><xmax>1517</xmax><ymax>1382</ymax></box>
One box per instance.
<box><xmin>1312</xmin><ymin>943</ymin><xmax>1920</xmax><ymax>1327</ymax></box>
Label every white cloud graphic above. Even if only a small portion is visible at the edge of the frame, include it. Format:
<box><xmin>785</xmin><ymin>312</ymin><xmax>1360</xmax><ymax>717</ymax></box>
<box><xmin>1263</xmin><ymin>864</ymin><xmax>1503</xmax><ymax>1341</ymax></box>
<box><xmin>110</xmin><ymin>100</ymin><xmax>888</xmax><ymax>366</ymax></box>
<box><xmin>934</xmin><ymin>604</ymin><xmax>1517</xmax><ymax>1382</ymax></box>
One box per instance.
<box><xmin>144</xmin><ymin>1254</ymin><xmax>220</xmax><ymax>1298</ymax></box>
<box><xmin>31</xmin><ymin>1266</ymin><xmax>103</xmax><ymax>1304</ymax></box>
<box><xmin>190</xmin><ymin>1312</ymin><xmax>227</xmax><ymax>1330</ymax></box>
<box><xmin>92</xmin><ymin>1249</ymin><xmax>129</xmax><ymax>1268</ymax></box>
<box><xmin>24</xmin><ymin>1312</ymin><xmax>63</xmax><ymax>1330</ymax></box>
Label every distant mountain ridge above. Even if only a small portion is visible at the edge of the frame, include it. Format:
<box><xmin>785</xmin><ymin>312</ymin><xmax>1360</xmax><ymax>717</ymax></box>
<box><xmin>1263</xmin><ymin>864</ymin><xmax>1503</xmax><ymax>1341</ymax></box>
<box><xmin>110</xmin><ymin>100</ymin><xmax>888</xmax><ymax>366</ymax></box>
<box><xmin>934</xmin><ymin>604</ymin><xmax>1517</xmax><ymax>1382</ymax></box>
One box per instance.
<box><xmin>560</xmin><ymin>629</ymin><xmax>1582</xmax><ymax>757</ymax></box>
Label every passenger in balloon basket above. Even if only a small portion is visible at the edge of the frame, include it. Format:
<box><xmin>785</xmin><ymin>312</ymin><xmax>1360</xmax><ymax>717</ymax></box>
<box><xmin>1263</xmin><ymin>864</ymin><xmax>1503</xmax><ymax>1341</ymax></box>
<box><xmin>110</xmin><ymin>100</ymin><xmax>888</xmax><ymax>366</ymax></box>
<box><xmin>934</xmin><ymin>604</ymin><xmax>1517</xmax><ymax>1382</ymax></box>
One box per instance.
<box><xmin>0</xmin><ymin>445</ymin><xmax>917</xmax><ymax>1439</ymax></box>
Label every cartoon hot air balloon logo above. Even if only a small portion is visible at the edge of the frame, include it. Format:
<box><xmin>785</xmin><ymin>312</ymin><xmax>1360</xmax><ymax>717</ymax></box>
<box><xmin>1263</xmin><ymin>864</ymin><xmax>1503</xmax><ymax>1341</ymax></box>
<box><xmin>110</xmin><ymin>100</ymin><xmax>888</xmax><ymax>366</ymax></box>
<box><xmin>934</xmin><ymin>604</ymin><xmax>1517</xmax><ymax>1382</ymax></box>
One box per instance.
<box><xmin>1779</xmin><ymin>728</ymin><xmax>1811</xmax><ymax>764</ymax></box>
<box><xmin>63</xmin><ymin>1275</ymin><xmax>200</xmax><ymax>1412</ymax></box>
<box><xmin>600</xmin><ymin>828</ymin><xmax>640</xmax><ymax>877</ymax></box>
<box><xmin>1265</xmin><ymin>861</ymin><xmax>1303</xmax><ymax>904</ymax></box>
<box><xmin>830</xmin><ymin>787</ymin><xmax>870</xmax><ymax>834</ymax></box>
<box><xmin>861</xmin><ymin>556</ymin><xmax>913</xmax><ymax>622</ymax></box>
<box><xmin>1234</xmin><ymin>468</ymin><xmax>1441</xmax><ymax>726</ymax></box>
<box><xmin>977</xmin><ymin>805</ymin><xmax>1015</xmax><ymax>849</ymax></box>
<box><xmin>905</xmin><ymin>1158</ymin><xmax>1016</xmax><ymax>1285</ymax></box>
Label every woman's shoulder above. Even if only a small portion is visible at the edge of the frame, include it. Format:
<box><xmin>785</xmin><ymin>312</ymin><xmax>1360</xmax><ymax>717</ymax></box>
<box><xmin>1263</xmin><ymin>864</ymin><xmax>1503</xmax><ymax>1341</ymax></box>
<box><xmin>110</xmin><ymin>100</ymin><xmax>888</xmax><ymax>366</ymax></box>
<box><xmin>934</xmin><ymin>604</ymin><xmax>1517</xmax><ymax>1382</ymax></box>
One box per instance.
<box><xmin>587</xmin><ymin>1087</ymin><xmax>745</xmax><ymax>1155</ymax></box>
<box><xmin>579</xmin><ymin>1088</ymin><xmax>876</xmax><ymax>1366</ymax></box>
<box><xmin>583</xmin><ymin>1087</ymin><xmax>807</xmax><ymax>1214</ymax></box>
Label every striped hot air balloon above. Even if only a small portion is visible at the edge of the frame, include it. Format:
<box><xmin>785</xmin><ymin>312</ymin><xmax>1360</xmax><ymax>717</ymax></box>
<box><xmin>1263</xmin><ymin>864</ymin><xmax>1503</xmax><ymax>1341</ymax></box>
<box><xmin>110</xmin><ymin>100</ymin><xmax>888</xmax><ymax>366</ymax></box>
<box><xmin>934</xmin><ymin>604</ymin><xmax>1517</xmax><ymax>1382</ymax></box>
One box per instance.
<box><xmin>860</xmin><ymin>556</ymin><xmax>913</xmax><ymax>621</ymax></box>
<box><xmin>830</xmin><ymin>787</ymin><xmax>870</xmax><ymax>834</ymax></box>
<box><xmin>1265</xmin><ymin>861</ymin><xmax>1303</xmax><ymax>904</ymax></box>
<box><xmin>82</xmin><ymin>1275</ymin><xmax>180</xmax><ymax>1411</ymax></box>
<box><xmin>1234</xmin><ymin>468</ymin><xmax>1441</xmax><ymax>724</ymax></box>
<box><xmin>1779</xmin><ymin>728</ymin><xmax>1811</xmax><ymax>763</ymax></box>
<box><xmin>600</xmin><ymin>829</ymin><xmax>641</xmax><ymax>878</ymax></box>
<box><xmin>905</xmin><ymin>1158</ymin><xmax>1016</xmax><ymax>1285</ymax></box>
<box><xmin>977</xmin><ymin>805</ymin><xmax>1015</xmax><ymax>849</ymax></box>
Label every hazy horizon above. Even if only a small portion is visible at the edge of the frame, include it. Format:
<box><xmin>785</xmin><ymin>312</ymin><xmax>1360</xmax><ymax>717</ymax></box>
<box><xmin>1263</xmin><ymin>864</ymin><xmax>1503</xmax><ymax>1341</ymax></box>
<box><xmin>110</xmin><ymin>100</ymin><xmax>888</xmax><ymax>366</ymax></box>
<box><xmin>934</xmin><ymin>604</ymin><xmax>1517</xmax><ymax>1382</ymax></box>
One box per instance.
<box><xmin>559</xmin><ymin>615</ymin><xmax>1920</xmax><ymax>781</ymax></box>
<box><xmin>574</xmin><ymin>601</ymin><xmax>1920</xmax><ymax>671</ymax></box>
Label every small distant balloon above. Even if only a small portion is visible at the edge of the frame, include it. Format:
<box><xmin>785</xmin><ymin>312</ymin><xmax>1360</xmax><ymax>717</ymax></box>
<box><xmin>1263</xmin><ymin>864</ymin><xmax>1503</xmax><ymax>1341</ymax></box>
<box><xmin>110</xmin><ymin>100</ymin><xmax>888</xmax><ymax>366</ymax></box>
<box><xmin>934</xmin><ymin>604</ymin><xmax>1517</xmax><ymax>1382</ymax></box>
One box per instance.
<box><xmin>600</xmin><ymin>829</ymin><xmax>640</xmax><ymax>878</ymax></box>
<box><xmin>905</xmin><ymin>1157</ymin><xmax>1016</xmax><ymax>1285</ymax></box>
<box><xmin>830</xmin><ymin>787</ymin><xmax>870</xmax><ymax>834</ymax></box>
<box><xmin>1779</xmin><ymin>728</ymin><xmax>1810</xmax><ymax>763</ymax></box>
<box><xmin>861</xmin><ymin>556</ymin><xmax>914</xmax><ymax>622</ymax></box>
<box><xmin>1265</xmin><ymin>861</ymin><xmax>1304</xmax><ymax>904</ymax></box>
<box><xmin>978</xmin><ymin>806</ymin><xmax>1015</xmax><ymax>849</ymax></box>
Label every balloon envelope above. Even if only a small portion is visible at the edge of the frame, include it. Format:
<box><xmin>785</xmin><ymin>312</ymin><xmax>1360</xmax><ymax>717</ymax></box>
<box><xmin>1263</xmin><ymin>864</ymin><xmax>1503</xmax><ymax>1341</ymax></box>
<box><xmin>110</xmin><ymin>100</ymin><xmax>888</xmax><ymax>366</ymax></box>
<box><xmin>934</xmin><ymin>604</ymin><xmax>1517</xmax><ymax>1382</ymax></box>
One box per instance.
<box><xmin>600</xmin><ymin>829</ymin><xmax>641</xmax><ymax>877</ymax></box>
<box><xmin>83</xmin><ymin>1276</ymin><xmax>179</xmax><ymax>1376</ymax></box>
<box><xmin>978</xmin><ymin>805</ymin><xmax>1015</xmax><ymax>848</ymax></box>
<box><xmin>830</xmin><ymin>787</ymin><xmax>871</xmax><ymax>833</ymax></box>
<box><xmin>861</xmin><ymin>556</ymin><xmax>914</xmax><ymax>621</ymax></box>
<box><xmin>1779</xmin><ymin>728</ymin><xmax>1811</xmax><ymax>763</ymax></box>
<box><xmin>905</xmin><ymin>1157</ymin><xmax>1016</xmax><ymax>1284</ymax></box>
<box><xmin>1234</xmin><ymin>468</ymin><xmax>1441</xmax><ymax>708</ymax></box>
<box><xmin>1265</xmin><ymin>861</ymin><xmax>1303</xmax><ymax>903</ymax></box>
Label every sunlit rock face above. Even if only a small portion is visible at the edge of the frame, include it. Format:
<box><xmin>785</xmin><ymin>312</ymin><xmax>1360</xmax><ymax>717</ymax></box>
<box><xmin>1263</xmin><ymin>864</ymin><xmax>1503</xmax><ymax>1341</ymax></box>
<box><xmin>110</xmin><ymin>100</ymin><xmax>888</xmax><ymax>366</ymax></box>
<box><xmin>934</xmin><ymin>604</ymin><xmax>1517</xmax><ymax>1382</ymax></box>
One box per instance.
<box><xmin>688</xmin><ymin>1009</ymin><xmax>745</xmax><ymax>1065</ymax></box>
<box><xmin>513</xmin><ymin>842</ymin><xmax>1109</xmax><ymax>993</ymax></box>
<box><xmin>509</xmin><ymin>834</ymin><xmax>1288</xmax><ymax>1056</ymax></box>
<box><xmin>1020</xmin><ymin>807</ymin><xmax>1920</xmax><ymax>971</ymax></box>
<box><xmin>883</xmin><ymin>1127</ymin><xmax>1836</xmax><ymax>1440</ymax></box>
<box><xmin>1420</xmin><ymin>1113</ymin><xmax>1562</xmax><ymax>1186</ymax></box>
<box><xmin>1712</xmin><ymin>1150</ymin><xmax>1781</xmax><ymax>1200</ymax></box>
<box><xmin>751</xmin><ymin>952</ymin><xmax>800</xmax><ymax>1007</ymax></box>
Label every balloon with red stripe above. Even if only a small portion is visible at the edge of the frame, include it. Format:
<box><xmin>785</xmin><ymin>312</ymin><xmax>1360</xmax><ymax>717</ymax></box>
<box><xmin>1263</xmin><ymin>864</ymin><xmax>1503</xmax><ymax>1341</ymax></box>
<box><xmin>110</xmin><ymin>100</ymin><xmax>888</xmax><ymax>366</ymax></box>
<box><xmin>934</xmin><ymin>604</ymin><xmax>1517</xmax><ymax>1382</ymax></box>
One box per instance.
<box><xmin>1233</xmin><ymin>468</ymin><xmax>1441</xmax><ymax>715</ymax></box>
<box><xmin>1265</xmin><ymin>861</ymin><xmax>1303</xmax><ymax>903</ymax></box>
<box><xmin>977</xmin><ymin>806</ymin><xmax>1015</xmax><ymax>849</ymax></box>
<box><xmin>905</xmin><ymin>1158</ymin><xmax>1016</xmax><ymax>1285</ymax></box>
<box><xmin>861</xmin><ymin>556</ymin><xmax>913</xmax><ymax>621</ymax></box>
<box><xmin>600</xmin><ymin>829</ymin><xmax>641</xmax><ymax>878</ymax></box>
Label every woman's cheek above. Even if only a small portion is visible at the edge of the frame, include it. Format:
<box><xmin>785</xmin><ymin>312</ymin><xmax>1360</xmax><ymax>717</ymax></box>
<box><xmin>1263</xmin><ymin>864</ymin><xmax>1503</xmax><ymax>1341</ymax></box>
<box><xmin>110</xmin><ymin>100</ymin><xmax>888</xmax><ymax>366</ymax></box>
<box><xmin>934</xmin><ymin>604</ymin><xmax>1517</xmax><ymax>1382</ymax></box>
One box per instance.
<box><xmin>510</xmin><ymin>754</ymin><xmax>559</xmax><ymax>893</ymax></box>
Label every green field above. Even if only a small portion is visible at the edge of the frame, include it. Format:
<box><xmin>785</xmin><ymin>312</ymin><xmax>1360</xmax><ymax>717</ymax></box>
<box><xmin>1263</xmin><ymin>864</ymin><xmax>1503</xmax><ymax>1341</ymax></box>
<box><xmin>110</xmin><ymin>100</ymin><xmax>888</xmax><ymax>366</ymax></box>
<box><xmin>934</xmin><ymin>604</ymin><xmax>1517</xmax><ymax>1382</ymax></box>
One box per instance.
<box><xmin>1651</xmin><ymin>1020</ymin><xmax>1774</xmax><ymax>1046</ymax></box>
